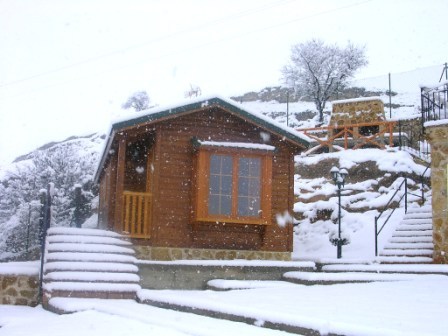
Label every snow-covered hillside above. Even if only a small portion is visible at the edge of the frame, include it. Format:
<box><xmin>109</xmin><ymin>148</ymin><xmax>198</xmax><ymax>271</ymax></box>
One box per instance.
<box><xmin>0</xmin><ymin>134</ymin><xmax>104</xmax><ymax>260</ymax></box>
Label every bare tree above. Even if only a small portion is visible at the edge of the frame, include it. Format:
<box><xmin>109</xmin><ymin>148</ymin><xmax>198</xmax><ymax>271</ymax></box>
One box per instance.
<box><xmin>184</xmin><ymin>84</ymin><xmax>202</xmax><ymax>99</ymax></box>
<box><xmin>282</xmin><ymin>39</ymin><xmax>368</xmax><ymax>123</ymax></box>
<box><xmin>122</xmin><ymin>91</ymin><xmax>151</xmax><ymax>112</ymax></box>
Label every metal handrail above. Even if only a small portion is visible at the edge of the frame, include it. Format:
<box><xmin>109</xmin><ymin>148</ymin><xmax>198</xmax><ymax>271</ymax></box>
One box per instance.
<box><xmin>374</xmin><ymin>178</ymin><xmax>407</xmax><ymax>256</ymax></box>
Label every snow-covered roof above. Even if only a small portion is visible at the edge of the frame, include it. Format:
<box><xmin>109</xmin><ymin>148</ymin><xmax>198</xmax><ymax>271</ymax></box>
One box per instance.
<box><xmin>420</xmin><ymin>79</ymin><xmax>448</xmax><ymax>90</ymax></box>
<box><xmin>197</xmin><ymin>140</ymin><xmax>276</xmax><ymax>151</ymax></box>
<box><xmin>331</xmin><ymin>96</ymin><xmax>383</xmax><ymax>105</ymax></box>
<box><xmin>95</xmin><ymin>95</ymin><xmax>310</xmax><ymax>183</ymax></box>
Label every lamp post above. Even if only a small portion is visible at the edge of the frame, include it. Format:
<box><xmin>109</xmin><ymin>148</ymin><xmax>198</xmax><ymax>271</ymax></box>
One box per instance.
<box><xmin>330</xmin><ymin>166</ymin><xmax>348</xmax><ymax>259</ymax></box>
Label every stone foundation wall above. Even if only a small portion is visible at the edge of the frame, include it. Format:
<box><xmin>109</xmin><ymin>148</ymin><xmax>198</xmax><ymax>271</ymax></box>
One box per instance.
<box><xmin>426</xmin><ymin>123</ymin><xmax>448</xmax><ymax>263</ymax></box>
<box><xmin>0</xmin><ymin>275</ymin><xmax>39</xmax><ymax>306</ymax></box>
<box><xmin>134</xmin><ymin>246</ymin><xmax>291</xmax><ymax>261</ymax></box>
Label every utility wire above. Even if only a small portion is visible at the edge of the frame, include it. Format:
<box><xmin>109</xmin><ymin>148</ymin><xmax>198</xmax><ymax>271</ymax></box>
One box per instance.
<box><xmin>0</xmin><ymin>0</ymin><xmax>373</xmax><ymax>100</ymax></box>
<box><xmin>0</xmin><ymin>0</ymin><xmax>295</xmax><ymax>89</ymax></box>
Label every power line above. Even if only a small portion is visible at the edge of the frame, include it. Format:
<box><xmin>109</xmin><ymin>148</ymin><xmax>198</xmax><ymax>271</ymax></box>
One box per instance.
<box><xmin>0</xmin><ymin>0</ymin><xmax>295</xmax><ymax>89</ymax></box>
<box><xmin>0</xmin><ymin>0</ymin><xmax>374</xmax><ymax>100</ymax></box>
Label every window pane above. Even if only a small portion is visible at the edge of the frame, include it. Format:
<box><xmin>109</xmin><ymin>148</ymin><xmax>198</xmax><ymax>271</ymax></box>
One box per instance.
<box><xmin>221</xmin><ymin>195</ymin><xmax>232</xmax><ymax>215</ymax></box>
<box><xmin>238</xmin><ymin>177</ymin><xmax>249</xmax><ymax>196</ymax></box>
<box><xmin>221</xmin><ymin>156</ymin><xmax>233</xmax><ymax>175</ymax></box>
<box><xmin>237</xmin><ymin>157</ymin><xmax>261</xmax><ymax>217</ymax></box>
<box><xmin>237</xmin><ymin>197</ymin><xmax>248</xmax><ymax>216</ymax></box>
<box><xmin>208</xmin><ymin>195</ymin><xmax>220</xmax><ymax>215</ymax></box>
<box><xmin>221</xmin><ymin>175</ymin><xmax>232</xmax><ymax>194</ymax></box>
<box><xmin>209</xmin><ymin>175</ymin><xmax>220</xmax><ymax>193</ymax></box>
<box><xmin>208</xmin><ymin>154</ymin><xmax>233</xmax><ymax>216</ymax></box>
<box><xmin>210</xmin><ymin>155</ymin><xmax>221</xmax><ymax>174</ymax></box>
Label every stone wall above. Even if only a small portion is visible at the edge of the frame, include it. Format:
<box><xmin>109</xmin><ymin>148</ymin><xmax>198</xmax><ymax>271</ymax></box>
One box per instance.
<box><xmin>0</xmin><ymin>274</ymin><xmax>39</xmax><ymax>306</ymax></box>
<box><xmin>330</xmin><ymin>98</ymin><xmax>385</xmax><ymax>126</ymax></box>
<box><xmin>134</xmin><ymin>246</ymin><xmax>290</xmax><ymax>261</ymax></box>
<box><xmin>426</xmin><ymin>123</ymin><xmax>448</xmax><ymax>263</ymax></box>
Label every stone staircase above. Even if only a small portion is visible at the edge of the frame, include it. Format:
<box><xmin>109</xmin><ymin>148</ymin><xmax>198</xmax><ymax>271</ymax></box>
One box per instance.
<box><xmin>378</xmin><ymin>204</ymin><xmax>433</xmax><ymax>263</ymax></box>
<box><xmin>42</xmin><ymin>227</ymin><xmax>141</xmax><ymax>312</ymax></box>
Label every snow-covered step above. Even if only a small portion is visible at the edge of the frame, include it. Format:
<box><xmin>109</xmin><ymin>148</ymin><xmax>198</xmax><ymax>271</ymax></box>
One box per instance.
<box><xmin>47</xmin><ymin>234</ymin><xmax>132</xmax><ymax>246</ymax></box>
<box><xmin>380</xmin><ymin>249</ymin><xmax>433</xmax><ymax>257</ymax></box>
<box><xmin>400</xmin><ymin>218</ymin><xmax>432</xmax><ymax>225</ymax></box>
<box><xmin>406</xmin><ymin>206</ymin><xmax>432</xmax><ymax>214</ymax></box>
<box><xmin>376</xmin><ymin>256</ymin><xmax>434</xmax><ymax>264</ymax></box>
<box><xmin>389</xmin><ymin>236</ymin><xmax>433</xmax><ymax>243</ymax></box>
<box><xmin>44</xmin><ymin>261</ymin><xmax>138</xmax><ymax>273</ymax></box>
<box><xmin>383</xmin><ymin>242</ymin><xmax>434</xmax><ymax>250</ymax></box>
<box><xmin>47</xmin><ymin>243</ymin><xmax>135</xmax><ymax>254</ymax></box>
<box><xmin>282</xmin><ymin>271</ymin><xmax>445</xmax><ymax>285</ymax></box>
<box><xmin>322</xmin><ymin>263</ymin><xmax>448</xmax><ymax>274</ymax></box>
<box><xmin>392</xmin><ymin>230</ymin><xmax>432</xmax><ymax>237</ymax></box>
<box><xmin>46</xmin><ymin>252</ymin><xmax>137</xmax><ymax>263</ymax></box>
<box><xmin>42</xmin><ymin>227</ymin><xmax>141</xmax><ymax>312</ymax></box>
<box><xmin>47</xmin><ymin>227</ymin><xmax>125</xmax><ymax>238</ymax></box>
<box><xmin>206</xmin><ymin>279</ymin><xmax>296</xmax><ymax>291</ymax></box>
<box><xmin>395</xmin><ymin>224</ymin><xmax>432</xmax><ymax>231</ymax></box>
<box><xmin>45</xmin><ymin>271</ymin><xmax>140</xmax><ymax>283</ymax></box>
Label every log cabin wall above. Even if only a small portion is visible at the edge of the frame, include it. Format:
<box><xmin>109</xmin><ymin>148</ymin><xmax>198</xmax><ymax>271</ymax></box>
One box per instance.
<box><xmin>132</xmin><ymin>106</ymin><xmax>295</xmax><ymax>253</ymax></box>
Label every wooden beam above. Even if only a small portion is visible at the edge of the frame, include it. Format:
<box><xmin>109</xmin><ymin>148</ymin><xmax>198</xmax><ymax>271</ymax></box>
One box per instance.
<box><xmin>114</xmin><ymin>134</ymin><xmax>126</xmax><ymax>234</ymax></box>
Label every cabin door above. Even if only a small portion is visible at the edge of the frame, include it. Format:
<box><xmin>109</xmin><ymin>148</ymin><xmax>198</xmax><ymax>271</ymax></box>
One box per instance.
<box><xmin>122</xmin><ymin>138</ymin><xmax>153</xmax><ymax>238</ymax></box>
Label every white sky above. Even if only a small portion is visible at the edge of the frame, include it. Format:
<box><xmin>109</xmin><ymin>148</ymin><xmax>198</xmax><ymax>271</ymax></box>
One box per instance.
<box><xmin>0</xmin><ymin>0</ymin><xmax>447</xmax><ymax>165</ymax></box>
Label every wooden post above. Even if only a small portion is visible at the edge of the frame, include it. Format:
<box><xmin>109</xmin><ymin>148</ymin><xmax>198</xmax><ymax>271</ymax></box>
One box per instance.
<box><xmin>114</xmin><ymin>134</ymin><xmax>126</xmax><ymax>233</ymax></box>
<box><xmin>73</xmin><ymin>185</ymin><xmax>82</xmax><ymax>228</ymax></box>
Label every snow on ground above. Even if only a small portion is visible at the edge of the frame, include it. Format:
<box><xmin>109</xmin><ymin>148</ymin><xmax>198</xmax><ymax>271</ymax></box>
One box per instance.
<box><xmin>293</xmin><ymin>148</ymin><xmax>429</xmax><ymax>261</ymax></box>
<box><xmin>138</xmin><ymin>276</ymin><xmax>448</xmax><ymax>336</ymax></box>
<box><xmin>0</xmin><ymin>300</ymin><xmax>295</xmax><ymax>336</ymax></box>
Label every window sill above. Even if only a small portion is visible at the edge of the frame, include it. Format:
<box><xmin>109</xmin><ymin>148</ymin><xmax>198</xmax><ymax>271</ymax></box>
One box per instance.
<box><xmin>194</xmin><ymin>217</ymin><xmax>271</xmax><ymax>225</ymax></box>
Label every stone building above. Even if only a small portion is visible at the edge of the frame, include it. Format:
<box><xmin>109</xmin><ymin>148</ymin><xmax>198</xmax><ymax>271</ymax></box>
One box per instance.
<box><xmin>425</xmin><ymin>121</ymin><xmax>448</xmax><ymax>263</ymax></box>
<box><xmin>330</xmin><ymin>97</ymin><xmax>386</xmax><ymax>138</ymax></box>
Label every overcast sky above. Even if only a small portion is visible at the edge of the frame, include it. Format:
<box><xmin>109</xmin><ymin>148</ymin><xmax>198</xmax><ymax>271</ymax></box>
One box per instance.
<box><xmin>0</xmin><ymin>0</ymin><xmax>447</xmax><ymax>166</ymax></box>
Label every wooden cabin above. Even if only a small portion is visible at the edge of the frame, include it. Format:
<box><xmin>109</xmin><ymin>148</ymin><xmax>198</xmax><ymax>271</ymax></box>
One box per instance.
<box><xmin>94</xmin><ymin>96</ymin><xmax>310</xmax><ymax>261</ymax></box>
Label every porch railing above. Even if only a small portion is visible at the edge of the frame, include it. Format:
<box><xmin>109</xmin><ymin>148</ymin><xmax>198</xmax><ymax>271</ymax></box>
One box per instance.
<box><xmin>297</xmin><ymin>120</ymin><xmax>397</xmax><ymax>153</ymax></box>
<box><xmin>123</xmin><ymin>191</ymin><xmax>152</xmax><ymax>238</ymax></box>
